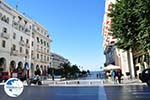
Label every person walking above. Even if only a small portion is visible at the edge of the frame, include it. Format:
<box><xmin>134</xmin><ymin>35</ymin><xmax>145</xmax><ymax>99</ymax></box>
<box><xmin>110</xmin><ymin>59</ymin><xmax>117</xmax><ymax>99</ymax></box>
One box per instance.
<box><xmin>117</xmin><ymin>70</ymin><xmax>122</xmax><ymax>84</ymax></box>
<box><xmin>111</xmin><ymin>70</ymin><xmax>116</xmax><ymax>84</ymax></box>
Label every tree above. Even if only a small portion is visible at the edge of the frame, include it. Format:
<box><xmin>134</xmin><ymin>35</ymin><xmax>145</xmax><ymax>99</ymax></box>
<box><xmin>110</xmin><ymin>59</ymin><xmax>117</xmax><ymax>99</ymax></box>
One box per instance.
<box><xmin>108</xmin><ymin>0</ymin><xmax>150</xmax><ymax>64</ymax></box>
<box><xmin>61</xmin><ymin>63</ymin><xmax>71</xmax><ymax>79</ymax></box>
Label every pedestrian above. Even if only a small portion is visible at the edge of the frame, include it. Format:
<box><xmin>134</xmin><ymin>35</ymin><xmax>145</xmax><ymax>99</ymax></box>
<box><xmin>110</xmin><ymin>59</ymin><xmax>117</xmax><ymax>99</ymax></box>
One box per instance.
<box><xmin>52</xmin><ymin>75</ymin><xmax>54</xmax><ymax>81</ymax></box>
<box><xmin>117</xmin><ymin>70</ymin><xmax>122</xmax><ymax>84</ymax></box>
<box><xmin>111</xmin><ymin>70</ymin><xmax>116</xmax><ymax>84</ymax></box>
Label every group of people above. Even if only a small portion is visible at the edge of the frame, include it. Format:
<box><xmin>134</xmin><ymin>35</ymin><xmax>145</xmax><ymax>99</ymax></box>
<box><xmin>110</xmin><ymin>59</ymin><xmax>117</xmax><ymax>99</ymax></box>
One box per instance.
<box><xmin>111</xmin><ymin>70</ymin><xmax>122</xmax><ymax>84</ymax></box>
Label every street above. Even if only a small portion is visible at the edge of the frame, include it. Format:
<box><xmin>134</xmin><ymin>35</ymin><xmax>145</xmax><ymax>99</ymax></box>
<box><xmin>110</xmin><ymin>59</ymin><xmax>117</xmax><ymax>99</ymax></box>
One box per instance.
<box><xmin>105</xmin><ymin>85</ymin><xmax>150</xmax><ymax>100</ymax></box>
<box><xmin>0</xmin><ymin>85</ymin><xmax>150</xmax><ymax>100</ymax></box>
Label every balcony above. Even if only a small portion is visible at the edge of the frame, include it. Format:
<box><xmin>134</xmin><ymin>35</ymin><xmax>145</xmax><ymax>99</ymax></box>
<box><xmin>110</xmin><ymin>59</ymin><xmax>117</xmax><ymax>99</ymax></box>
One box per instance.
<box><xmin>11</xmin><ymin>50</ymin><xmax>18</xmax><ymax>56</ymax></box>
<box><xmin>37</xmin><ymin>48</ymin><xmax>41</xmax><ymax>52</ymax></box>
<box><xmin>19</xmin><ymin>40</ymin><xmax>25</xmax><ymax>46</ymax></box>
<box><xmin>40</xmin><ymin>59</ymin><xmax>47</xmax><ymax>63</ymax></box>
<box><xmin>24</xmin><ymin>28</ymin><xmax>30</xmax><ymax>35</ymax></box>
<box><xmin>32</xmin><ymin>56</ymin><xmax>35</xmax><ymax>60</ymax></box>
<box><xmin>1</xmin><ymin>32</ymin><xmax>9</xmax><ymax>39</ymax></box>
<box><xmin>19</xmin><ymin>52</ymin><xmax>26</xmax><ymax>56</ymax></box>
<box><xmin>12</xmin><ymin>21</ymin><xmax>19</xmax><ymax>30</ymax></box>
<box><xmin>26</xmin><ymin>43</ymin><xmax>30</xmax><ymax>48</ymax></box>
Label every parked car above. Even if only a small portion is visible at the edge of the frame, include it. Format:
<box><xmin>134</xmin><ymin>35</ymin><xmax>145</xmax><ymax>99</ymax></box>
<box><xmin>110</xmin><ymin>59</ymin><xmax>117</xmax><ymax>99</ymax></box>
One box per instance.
<box><xmin>139</xmin><ymin>68</ymin><xmax>150</xmax><ymax>86</ymax></box>
<box><xmin>0</xmin><ymin>72</ymin><xmax>9</xmax><ymax>82</ymax></box>
<box><xmin>27</xmin><ymin>75</ymin><xmax>42</xmax><ymax>85</ymax></box>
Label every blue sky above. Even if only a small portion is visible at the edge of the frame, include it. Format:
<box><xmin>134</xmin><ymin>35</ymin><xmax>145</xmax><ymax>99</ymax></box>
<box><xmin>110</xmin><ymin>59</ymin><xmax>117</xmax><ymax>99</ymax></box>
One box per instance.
<box><xmin>6</xmin><ymin>0</ymin><xmax>105</xmax><ymax>71</ymax></box>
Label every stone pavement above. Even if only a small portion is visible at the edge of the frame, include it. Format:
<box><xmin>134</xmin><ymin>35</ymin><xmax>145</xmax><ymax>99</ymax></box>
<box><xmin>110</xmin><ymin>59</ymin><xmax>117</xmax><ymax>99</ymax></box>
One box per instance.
<box><xmin>103</xmin><ymin>78</ymin><xmax>147</xmax><ymax>86</ymax></box>
<box><xmin>0</xmin><ymin>78</ymin><xmax>147</xmax><ymax>86</ymax></box>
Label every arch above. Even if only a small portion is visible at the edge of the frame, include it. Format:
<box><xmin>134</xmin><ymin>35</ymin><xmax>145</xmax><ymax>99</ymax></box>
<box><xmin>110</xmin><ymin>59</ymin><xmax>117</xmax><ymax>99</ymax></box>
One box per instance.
<box><xmin>9</xmin><ymin>60</ymin><xmax>16</xmax><ymax>77</ymax></box>
<box><xmin>36</xmin><ymin>65</ymin><xmax>39</xmax><ymax>70</ymax></box>
<box><xmin>17</xmin><ymin>61</ymin><xmax>23</xmax><ymax>72</ymax></box>
<box><xmin>40</xmin><ymin>65</ymin><xmax>43</xmax><ymax>70</ymax></box>
<box><xmin>44</xmin><ymin>65</ymin><xmax>46</xmax><ymax>70</ymax></box>
<box><xmin>0</xmin><ymin>57</ymin><xmax>6</xmax><ymax>71</ymax></box>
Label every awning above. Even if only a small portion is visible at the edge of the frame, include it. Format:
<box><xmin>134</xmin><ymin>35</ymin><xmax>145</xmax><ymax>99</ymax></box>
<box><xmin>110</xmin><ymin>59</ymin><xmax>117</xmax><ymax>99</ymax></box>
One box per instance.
<box><xmin>103</xmin><ymin>64</ymin><xmax>120</xmax><ymax>70</ymax></box>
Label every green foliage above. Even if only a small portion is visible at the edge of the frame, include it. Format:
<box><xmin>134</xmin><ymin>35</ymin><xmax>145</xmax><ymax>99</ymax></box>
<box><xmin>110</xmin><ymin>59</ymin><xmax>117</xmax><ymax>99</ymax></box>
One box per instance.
<box><xmin>61</xmin><ymin>63</ymin><xmax>81</xmax><ymax>79</ymax></box>
<box><xmin>109</xmin><ymin>0</ymin><xmax>150</xmax><ymax>53</ymax></box>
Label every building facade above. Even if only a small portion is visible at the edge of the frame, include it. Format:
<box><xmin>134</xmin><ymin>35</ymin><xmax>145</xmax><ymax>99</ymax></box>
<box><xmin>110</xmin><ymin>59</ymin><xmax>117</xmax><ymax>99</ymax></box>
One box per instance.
<box><xmin>102</xmin><ymin>0</ymin><xmax>135</xmax><ymax>78</ymax></box>
<box><xmin>133</xmin><ymin>51</ymin><xmax>150</xmax><ymax>77</ymax></box>
<box><xmin>0</xmin><ymin>1</ymin><xmax>52</xmax><ymax>78</ymax></box>
<box><xmin>50</xmin><ymin>53</ymin><xmax>69</xmax><ymax>69</ymax></box>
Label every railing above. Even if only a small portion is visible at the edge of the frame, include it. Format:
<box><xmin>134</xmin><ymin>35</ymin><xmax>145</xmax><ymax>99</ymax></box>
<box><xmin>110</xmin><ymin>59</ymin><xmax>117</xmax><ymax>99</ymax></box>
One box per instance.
<box><xmin>44</xmin><ymin>79</ymin><xmax>104</xmax><ymax>86</ymax></box>
<box><xmin>26</xmin><ymin>43</ymin><xmax>30</xmax><ymax>48</ymax></box>
<box><xmin>19</xmin><ymin>40</ymin><xmax>25</xmax><ymax>46</ymax></box>
<box><xmin>1</xmin><ymin>32</ymin><xmax>9</xmax><ymax>39</ymax></box>
<box><xmin>11</xmin><ymin>50</ymin><xmax>18</xmax><ymax>56</ymax></box>
<box><xmin>37</xmin><ymin>48</ymin><xmax>41</xmax><ymax>52</ymax></box>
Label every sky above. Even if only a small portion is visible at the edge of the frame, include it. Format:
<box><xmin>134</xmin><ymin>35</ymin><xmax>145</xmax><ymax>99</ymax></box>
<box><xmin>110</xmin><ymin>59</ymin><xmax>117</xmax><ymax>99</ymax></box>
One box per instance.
<box><xmin>5</xmin><ymin>0</ymin><xmax>105</xmax><ymax>71</ymax></box>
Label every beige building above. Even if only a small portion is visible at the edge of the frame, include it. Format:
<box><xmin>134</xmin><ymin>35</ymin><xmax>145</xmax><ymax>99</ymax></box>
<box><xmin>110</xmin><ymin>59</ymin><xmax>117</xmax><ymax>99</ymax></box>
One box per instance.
<box><xmin>102</xmin><ymin>0</ymin><xmax>135</xmax><ymax>78</ymax></box>
<box><xmin>0</xmin><ymin>1</ymin><xmax>52</xmax><ymax>78</ymax></box>
<box><xmin>50</xmin><ymin>53</ymin><xmax>70</xmax><ymax>69</ymax></box>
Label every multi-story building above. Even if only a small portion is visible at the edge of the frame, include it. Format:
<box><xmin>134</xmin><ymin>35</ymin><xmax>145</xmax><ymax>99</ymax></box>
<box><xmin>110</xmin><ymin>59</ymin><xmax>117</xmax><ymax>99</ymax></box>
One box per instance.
<box><xmin>102</xmin><ymin>0</ymin><xmax>135</xmax><ymax>78</ymax></box>
<box><xmin>50</xmin><ymin>53</ymin><xmax>70</xmax><ymax>69</ymax></box>
<box><xmin>0</xmin><ymin>1</ymin><xmax>52</xmax><ymax>78</ymax></box>
<box><xmin>133</xmin><ymin>51</ymin><xmax>150</xmax><ymax>77</ymax></box>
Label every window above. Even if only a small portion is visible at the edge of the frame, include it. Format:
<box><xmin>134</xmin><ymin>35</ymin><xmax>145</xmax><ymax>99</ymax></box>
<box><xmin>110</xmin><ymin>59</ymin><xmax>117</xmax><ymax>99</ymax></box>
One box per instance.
<box><xmin>37</xmin><ymin>54</ymin><xmax>39</xmax><ymax>59</ymax></box>
<box><xmin>47</xmin><ymin>57</ymin><xmax>49</xmax><ymax>61</ymax></box>
<box><xmin>47</xmin><ymin>43</ymin><xmax>49</xmax><ymax>47</ymax></box>
<box><xmin>18</xmin><ymin>16</ymin><xmax>22</xmax><ymax>21</ymax></box>
<box><xmin>20</xmin><ymin>47</ymin><xmax>22</xmax><ymax>53</ymax></box>
<box><xmin>2</xmin><ymin>40</ymin><xmax>6</xmax><ymax>48</ymax></box>
<box><xmin>13</xmin><ymin>33</ymin><xmax>16</xmax><ymax>39</ymax></box>
<box><xmin>26</xmin><ymin>49</ymin><xmax>29</xmax><ymax>55</ymax></box>
<box><xmin>31</xmin><ymin>50</ymin><xmax>33</xmax><ymax>56</ymax></box>
<box><xmin>6</xmin><ymin>17</ymin><xmax>9</xmax><ymax>24</ymax></box>
<box><xmin>3</xmin><ymin>27</ymin><xmax>7</xmax><ymax>33</ymax></box>
<box><xmin>26</xmin><ymin>39</ymin><xmax>29</xmax><ymax>44</ymax></box>
<box><xmin>47</xmin><ymin>49</ymin><xmax>49</xmax><ymax>53</ymax></box>
<box><xmin>41</xmin><ymin>39</ymin><xmax>43</xmax><ymax>44</ymax></box>
<box><xmin>44</xmin><ymin>48</ymin><xmax>46</xmax><ymax>52</ymax></box>
<box><xmin>20</xmin><ymin>36</ymin><xmax>23</xmax><ymax>41</ymax></box>
<box><xmin>44</xmin><ymin>55</ymin><xmax>46</xmax><ymax>61</ymax></box>
<box><xmin>41</xmin><ymin>46</ymin><xmax>43</xmax><ymax>51</ymax></box>
<box><xmin>12</xmin><ymin>44</ymin><xmax>16</xmax><ymax>50</ymax></box>
<box><xmin>32</xmin><ymin>41</ymin><xmax>34</xmax><ymax>46</ymax></box>
<box><xmin>44</xmin><ymin>41</ymin><xmax>46</xmax><ymax>46</ymax></box>
<box><xmin>41</xmin><ymin>54</ymin><xmax>43</xmax><ymax>60</ymax></box>
<box><xmin>37</xmin><ymin>37</ymin><xmax>39</xmax><ymax>43</ymax></box>
<box><xmin>37</xmin><ymin>27</ymin><xmax>40</xmax><ymax>31</ymax></box>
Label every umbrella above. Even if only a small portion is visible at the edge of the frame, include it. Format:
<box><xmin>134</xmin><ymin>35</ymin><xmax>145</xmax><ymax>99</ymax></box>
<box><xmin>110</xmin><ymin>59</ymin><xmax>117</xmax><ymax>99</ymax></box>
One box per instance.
<box><xmin>103</xmin><ymin>64</ymin><xmax>120</xmax><ymax>70</ymax></box>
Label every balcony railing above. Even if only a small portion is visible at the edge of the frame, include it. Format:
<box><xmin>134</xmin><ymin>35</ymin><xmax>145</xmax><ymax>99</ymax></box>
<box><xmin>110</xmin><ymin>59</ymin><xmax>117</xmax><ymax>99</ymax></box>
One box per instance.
<box><xmin>26</xmin><ymin>43</ymin><xmax>30</xmax><ymax>48</ymax></box>
<box><xmin>19</xmin><ymin>52</ymin><xmax>26</xmax><ymax>56</ymax></box>
<box><xmin>40</xmin><ymin>59</ymin><xmax>47</xmax><ymax>63</ymax></box>
<box><xmin>11</xmin><ymin>50</ymin><xmax>18</xmax><ymax>56</ymax></box>
<box><xmin>12</xmin><ymin>21</ymin><xmax>31</xmax><ymax>35</ymax></box>
<box><xmin>19</xmin><ymin>40</ymin><xmax>25</xmax><ymax>46</ymax></box>
<box><xmin>1</xmin><ymin>32</ymin><xmax>9</xmax><ymax>39</ymax></box>
<box><xmin>37</xmin><ymin>48</ymin><xmax>41</xmax><ymax>52</ymax></box>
